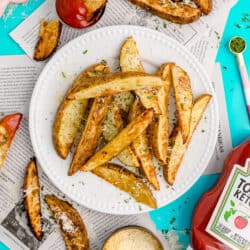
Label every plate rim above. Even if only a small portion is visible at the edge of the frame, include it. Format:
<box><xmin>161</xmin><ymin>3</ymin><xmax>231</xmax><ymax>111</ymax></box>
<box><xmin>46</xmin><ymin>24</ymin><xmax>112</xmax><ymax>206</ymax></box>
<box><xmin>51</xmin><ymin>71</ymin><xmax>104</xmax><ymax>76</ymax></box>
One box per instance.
<box><xmin>29</xmin><ymin>25</ymin><xmax>219</xmax><ymax>215</ymax></box>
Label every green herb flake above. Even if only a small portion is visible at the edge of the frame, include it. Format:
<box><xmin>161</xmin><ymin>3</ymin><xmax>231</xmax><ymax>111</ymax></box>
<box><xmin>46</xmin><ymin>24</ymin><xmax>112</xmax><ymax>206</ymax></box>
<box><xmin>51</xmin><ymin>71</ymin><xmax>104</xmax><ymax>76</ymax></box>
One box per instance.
<box><xmin>82</xmin><ymin>49</ymin><xmax>88</xmax><ymax>55</ymax></box>
<box><xmin>61</xmin><ymin>72</ymin><xmax>66</xmax><ymax>78</ymax></box>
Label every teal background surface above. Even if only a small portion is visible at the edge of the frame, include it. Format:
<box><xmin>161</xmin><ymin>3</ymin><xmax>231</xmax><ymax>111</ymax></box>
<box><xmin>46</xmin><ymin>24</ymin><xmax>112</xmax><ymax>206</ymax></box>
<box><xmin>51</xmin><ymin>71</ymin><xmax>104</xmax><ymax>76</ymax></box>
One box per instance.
<box><xmin>1</xmin><ymin>0</ymin><xmax>250</xmax><ymax>249</ymax></box>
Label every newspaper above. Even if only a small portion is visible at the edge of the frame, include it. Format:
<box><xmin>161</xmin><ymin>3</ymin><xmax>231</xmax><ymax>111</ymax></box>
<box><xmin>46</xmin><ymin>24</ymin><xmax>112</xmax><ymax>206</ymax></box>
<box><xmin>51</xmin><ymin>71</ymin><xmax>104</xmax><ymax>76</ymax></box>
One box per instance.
<box><xmin>1</xmin><ymin>0</ymin><xmax>237</xmax><ymax>249</ymax></box>
<box><xmin>10</xmin><ymin>0</ymin><xmax>237</xmax><ymax>75</ymax></box>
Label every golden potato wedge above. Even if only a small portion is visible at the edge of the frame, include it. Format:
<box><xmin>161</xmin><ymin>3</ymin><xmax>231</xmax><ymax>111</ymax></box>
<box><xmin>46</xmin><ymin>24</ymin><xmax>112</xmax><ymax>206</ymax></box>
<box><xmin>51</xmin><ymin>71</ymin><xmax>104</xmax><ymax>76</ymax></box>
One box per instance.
<box><xmin>53</xmin><ymin>62</ymin><xmax>109</xmax><ymax>159</ymax></box>
<box><xmin>171</xmin><ymin>64</ymin><xmax>193</xmax><ymax>143</ymax></box>
<box><xmin>128</xmin><ymin>98</ymin><xmax>160</xmax><ymax>190</ymax></box>
<box><xmin>80</xmin><ymin>109</ymin><xmax>154</xmax><ymax>171</ymax></box>
<box><xmin>193</xmin><ymin>0</ymin><xmax>213</xmax><ymax>15</ymax></box>
<box><xmin>84</xmin><ymin>0</ymin><xmax>107</xmax><ymax>21</ymax></box>
<box><xmin>128</xmin><ymin>0</ymin><xmax>201</xmax><ymax>24</ymax></box>
<box><xmin>34</xmin><ymin>19</ymin><xmax>62</xmax><ymax>61</ymax></box>
<box><xmin>92</xmin><ymin>163</ymin><xmax>157</xmax><ymax>209</ymax></box>
<box><xmin>120</xmin><ymin>37</ymin><xmax>166</xmax><ymax>114</ymax></box>
<box><xmin>45</xmin><ymin>194</ymin><xmax>89</xmax><ymax>250</ymax></box>
<box><xmin>103</xmin><ymin>102</ymin><xmax>140</xmax><ymax>167</ymax></box>
<box><xmin>23</xmin><ymin>158</ymin><xmax>43</xmax><ymax>240</ymax></box>
<box><xmin>150</xmin><ymin>63</ymin><xmax>173</xmax><ymax>164</ymax></box>
<box><xmin>113</xmin><ymin>92</ymin><xmax>134</xmax><ymax>113</ymax></box>
<box><xmin>164</xmin><ymin>94</ymin><xmax>212</xmax><ymax>185</ymax></box>
<box><xmin>68</xmin><ymin>95</ymin><xmax>112</xmax><ymax>175</ymax></box>
<box><xmin>67</xmin><ymin>72</ymin><xmax>166</xmax><ymax>100</ymax></box>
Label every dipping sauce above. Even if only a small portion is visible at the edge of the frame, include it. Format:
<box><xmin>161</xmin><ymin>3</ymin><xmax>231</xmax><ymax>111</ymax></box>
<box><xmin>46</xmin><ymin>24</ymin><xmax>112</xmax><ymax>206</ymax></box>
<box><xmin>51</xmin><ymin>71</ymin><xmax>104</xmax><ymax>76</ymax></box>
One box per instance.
<box><xmin>103</xmin><ymin>226</ymin><xmax>163</xmax><ymax>250</ymax></box>
<box><xmin>229</xmin><ymin>37</ymin><xmax>246</xmax><ymax>53</ymax></box>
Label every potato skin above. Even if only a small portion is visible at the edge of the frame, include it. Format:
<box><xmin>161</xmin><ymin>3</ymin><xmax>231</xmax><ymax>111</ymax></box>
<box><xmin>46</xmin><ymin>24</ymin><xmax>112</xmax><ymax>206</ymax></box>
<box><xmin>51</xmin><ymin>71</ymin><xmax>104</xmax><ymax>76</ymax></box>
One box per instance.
<box><xmin>193</xmin><ymin>0</ymin><xmax>213</xmax><ymax>15</ymax></box>
<box><xmin>92</xmin><ymin>163</ymin><xmax>157</xmax><ymax>208</ymax></box>
<box><xmin>53</xmin><ymin>62</ymin><xmax>109</xmax><ymax>159</ymax></box>
<box><xmin>23</xmin><ymin>158</ymin><xmax>43</xmax><ymax>240</ymax></box>
<box><xmin>45</xmin><ymin>194</ymin><xmax>89</xmax><ymax>250</ymax></box>
<box><xmin>128</xmin><ymin>0</ymin><xmax>201</xmax><ymax>24</ymax></box>
<box><xmin>164</xmin><ymin>94</ymin><xmax>212</xmax><ymax>185</ymax></box>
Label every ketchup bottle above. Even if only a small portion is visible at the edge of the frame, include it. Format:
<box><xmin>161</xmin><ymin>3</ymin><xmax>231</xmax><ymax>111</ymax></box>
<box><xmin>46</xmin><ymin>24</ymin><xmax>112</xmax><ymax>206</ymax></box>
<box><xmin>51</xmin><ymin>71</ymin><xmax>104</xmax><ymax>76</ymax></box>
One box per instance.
<box><xmin>191</xmin><ymin>140</ymin><xmax>250</xmax><ymax>250</ymax></box>
<box><xmin>56</xmin><ymin>0</ymin><xmax>105</xmax><ymax>29</ymax></box>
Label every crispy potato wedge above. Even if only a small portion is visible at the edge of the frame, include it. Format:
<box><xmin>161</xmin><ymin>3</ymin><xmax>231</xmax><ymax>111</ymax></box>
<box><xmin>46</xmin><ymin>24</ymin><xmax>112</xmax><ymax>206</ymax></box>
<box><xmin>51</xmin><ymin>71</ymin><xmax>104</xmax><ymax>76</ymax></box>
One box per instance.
<box><xmin>150</xmin><ymin>63</ymin><xmax>172</xmax><ymax>164</ymax></box>
<box><xmin>68</xmin><ymin>95</ymin><xmax>112</xmax><ymax>175</ymax></box>
<box><xmin>103</xmin><ymin>102</ymin><xmax>140</xmax><ymax>167</ymax></box>
<box><xmin>129</xmin><ymin>98</ymin><xmax>160</xmax><ymax>190</ymax></box>
<box><xmin>113</xmin><ymin>92</ymin><xmax>134</xmax><ymax>113</ymax></box>
<box><xmin>164</xmin><ymin>94</ymin><xmax>212</xmax><ymax>185</ymax></box>
<box><xmin>80</xmin><ymin>109</ymin><xmax>154</xmax><ymax>171</ymax></box>
<box><xmin>0</xmin><ymin>113</ymin><xmax>22</xmax><ymax>168</ymax></box>
<box><xmin>84</xmin><ymin>0</ymin><xmax>107</xmax><ymax>21</ymax></box>
<box><xmin>53</xmin><ymin>62</ymin><xmax>109</xmax><ymax>159</ymax></box>
<box><xmin>23</xmin><ymin>158</ymin><xmax>43</xmax><ymax>240</ymax></box>
<box><xmin>67</xmin><ymin>72</ymin><xmax>166</xmax><ymax>100</ymax></box>
<box><xmin>120</xmin><ymin>37</ymin><xmax>165</xmax><ymax>114</ymax></box>
<box><xmin>171</xmin><ymin>64</ymin><xmax>193</xmax><ymax>143</ymax></box>
<box><xmin>128</xmin><ymin>0</ymin><xmax>201</xmax><ymax>24</ymax></box>
<box><xmin>193</xmin><ymin>0</ymin><xmax>212</xmax><ymax>15</ymax></box>
<box><xmin>45</xmin><ymin>194</ymin><xmax>89</xmax><ymax>250</ymax></box>
<box><xmin>34</xmin><ymin>19</ymin><xmax>62</xmax><ymax>61</ymax></box>
<box><xmin>92</xmin><ymin>163</ymin><xmax>157</xmax><ymax>208</ymax></box>
<box><xmin>120</xmin><ymin>37</ymin><xmax>159</xmax><ymax>189</ymax></box>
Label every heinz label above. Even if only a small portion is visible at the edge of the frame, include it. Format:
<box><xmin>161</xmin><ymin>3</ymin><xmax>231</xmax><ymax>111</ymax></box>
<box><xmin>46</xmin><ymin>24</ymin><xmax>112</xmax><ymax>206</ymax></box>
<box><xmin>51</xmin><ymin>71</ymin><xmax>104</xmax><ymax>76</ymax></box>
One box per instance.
<box><xmin>206</xmin><ymin>160</ymin><xmax>250</xmax><ymax>250</ymax></box>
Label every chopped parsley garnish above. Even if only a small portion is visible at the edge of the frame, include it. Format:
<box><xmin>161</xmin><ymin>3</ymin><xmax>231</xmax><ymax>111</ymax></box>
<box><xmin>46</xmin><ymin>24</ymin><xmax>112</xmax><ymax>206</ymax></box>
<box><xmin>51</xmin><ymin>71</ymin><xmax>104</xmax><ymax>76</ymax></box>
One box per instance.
<box><xmin>82</xmin><ymin>49</ymin><xmax>88</xmax><ymax>54</ymax></box>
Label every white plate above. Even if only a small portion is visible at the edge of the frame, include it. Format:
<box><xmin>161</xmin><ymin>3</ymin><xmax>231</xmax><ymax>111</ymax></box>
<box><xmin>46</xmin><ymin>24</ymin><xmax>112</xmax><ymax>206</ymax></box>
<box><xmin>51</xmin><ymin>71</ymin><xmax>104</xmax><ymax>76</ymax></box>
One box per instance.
<box><xmin>29</xmin><ymin>25</ymin><xmax>219</xmax><ymax>215</ymax></box>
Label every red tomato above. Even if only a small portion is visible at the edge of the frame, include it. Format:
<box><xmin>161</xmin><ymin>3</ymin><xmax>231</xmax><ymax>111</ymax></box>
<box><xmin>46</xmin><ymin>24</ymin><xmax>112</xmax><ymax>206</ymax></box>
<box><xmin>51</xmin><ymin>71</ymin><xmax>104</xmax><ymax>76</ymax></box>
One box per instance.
<box><xmin>234</xmin><ymin>216</ymin><xmax>248</xmax><ymax>229</ymax></box>
<box><xmin>191</xmin><ymin>140</ymin><xmax>250</xmax><ymax>250</ymax></box>
<box><xmin>56</xmin><ymin>0</ymin><xmax>105</xmax><ymax>29</ymax></box>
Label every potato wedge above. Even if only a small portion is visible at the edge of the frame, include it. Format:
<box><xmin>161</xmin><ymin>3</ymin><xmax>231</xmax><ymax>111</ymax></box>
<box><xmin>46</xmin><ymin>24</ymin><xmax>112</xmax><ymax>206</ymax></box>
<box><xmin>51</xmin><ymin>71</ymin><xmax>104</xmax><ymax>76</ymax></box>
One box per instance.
<box><xmin>45</xmin><ymin>194</ymin><xmax>89</xmax><ymax>250</ymax></box>
<box><xmin>129</xmin><ymin>98</ymin><xmax>160</xmax><ymax>190</ymax></box>
<box><xmin>103</xmin><ymin>102</ymin><xmax>140</xmax><ymax>167</ymax></box>
<box><xmin>193</xmin><ymin>0</ymin><xmax>213</xmax><ymax>15</ymax></box>
<box><xmin>0</xmin><ymin>113</ymin><xmax>22</xmax><ymax>168</ymax></box>
<box><xmin>164</xmin><ymin>94</ymin><xmax>212</xmax><ymax>185</ymax></box>
<box><xmin>120</xmin><ymin>37</ymin><xmax>165</xmax><ymax>114</ymax></box>
<box><xmin>92</xmin><ymin>163</ymin><xmax>157</xmax><ymax>209</ymax></box>
<box><xmin>67</xmin><ymin>72</ymin><xmax>166</xmax><ymax>100</ymax></box>
<box><xmin>150</xmin><ymin>63</ymin><xmax>172</xmax><ymax>164</ymax></box>
<box><xmin>119</xmin><ymin>36</ymin><xmax>159</xmax><ymax>189</ymax></box>
<box><xmin>171</xmin><ymin>64</ymin><xmax>193</xmax><ymax>143</ymax></box>
<box><xmin>34</xmin><ymin>19</ymin><xmax>62</xmax><ymax>61</ymax></box>
<box><xmin>23</xmin><ymin>158</ymin><xmax>43</xmax><ymax>240</ymax></box>
<box><xmin>128</xmin><ymin>0</ymin><xmax>201</xmax><ymax>24</ymax></box>
<box><xmin>80</xmin><ymin>109</ymin><xmax>154</xmax><ymax>171</ymax></box>
<box><xmin>53</xmin><ymin>62</ymin><xmax>109</xmax><ymax>159</ymax></box>
<box><xmin>84</xmin><ymin>0</ymin><xmax>107</xmax><ymax>21</ymax></box>
<box><xmin>68</xmin><ymin>95</ymin><xmax>112</xmax><ymax>175</ymax></box>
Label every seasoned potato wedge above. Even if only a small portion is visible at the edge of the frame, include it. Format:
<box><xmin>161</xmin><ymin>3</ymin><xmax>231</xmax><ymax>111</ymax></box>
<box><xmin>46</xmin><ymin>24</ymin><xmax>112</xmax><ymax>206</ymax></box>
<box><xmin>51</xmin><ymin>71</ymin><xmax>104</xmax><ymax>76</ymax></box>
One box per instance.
<box><xmin>171</xmin><ymin>64</ymin><xmax>193</xmax><ymax>143</ymax></box>
<box><xmin>193</xmin><ymin>0</ymin><xmax>212</xmax><ymax>14</ymax></box>
<box><xmin>34</xmin><ymin>19</ymin><xmax>62</xmax><ymax>61</ymax></box>
<box><xmin>0</xmin><ymin>113</ymin><xmax>22</xmax><ymax>168</ymax></box>
<box><xmin>80</xmin><ymin>109</ymin><xmax>154</xmax><ymax>171</ymax></box>
<box><xmin>45</xmin><ymin>194</ymin><xmax>89</xmax><ymax>250</ymax></box>
<box><xmin>128</xmin><ymin>0</ymin><xmax>201</xmax><ymax>24</ymax></box>
<box><xmin>129</xmin><ymin>98</ymin><xmax>160</xmax><ymax>190</ymax></box>
<box><xmin>92</xmin><ymin>163</ymin><xmax>157</xmax><ymax>208</ymax></box>
<box><xmin>84</xmin><ymin>0</ymin><xmax>107</xmax><ymax>21</ymax></box>
<box><xmin>120</xmin><ymin>37</ymin><xmax>166</xmax><ymax>114</ymax></box>
<box><xmin>68</xmin><ymin>95</ymin><xmax>112</xmax><ymax>175</ymax></box>
<box><xmin>53</xmin><ymin>62</ymin><xmax>109</xmax><ymax>159</ymax></box>
<box><xmin>67</xmin><ymin>72</ymin><xmax>166</xmax><ymax>100</ymax></box>
<box><xmin>103</xmin><ymin>102</ymin><xmax>140</xmax><ymax>167</ymax></box>
<box><xmin>164</xmin><ymin>94</ymin><xmax>212</xmax><ymax>185</ymax></box>
<box><xmin>23</xmin><ymin>158</ymin><xmax>43</xmax><ymax>240</ymax></box>
<box><xmin>150</xmin><ymin>63</ymin><xmax>172</xmax><ymax>164</ymax></box>
<box><xmin>120</xmin><ymin>37</ymin><xmax>159</xmax><ymax>189</ymax></box>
